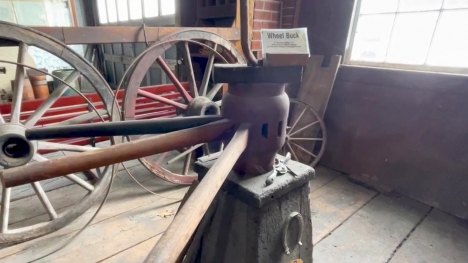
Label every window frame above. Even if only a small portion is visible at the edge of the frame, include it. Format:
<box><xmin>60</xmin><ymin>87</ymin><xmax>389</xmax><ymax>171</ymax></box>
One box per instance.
<box><xmin>344</xmin><ymin>0</ymin><xmax>468</xmax><ymax>75</ymax></box>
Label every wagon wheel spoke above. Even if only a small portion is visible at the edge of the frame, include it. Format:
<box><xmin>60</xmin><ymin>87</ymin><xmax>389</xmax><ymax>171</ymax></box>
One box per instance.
<box><xmin>289</xmin><ymin>138</ymin><xmax>323</xmax><ymax>142</ymax></box>
<box><xmin>200</xmin><ymin>43</ymin><xmax>218</xmax><ymax>97</ymax></box>
<box><xmin>46</xmin><ymin>109</ymin><xmax>108</xmax><ymax>127</ymax></box>
<box><xmin>207</xmin><ymin>83</ymin><xmax>223</xmax><ymax>101</ymax></box>
<box><xmin>182</xmin><ymin>42</ymin><xmax>198</xmax><ymax>97</ymax></box>
<box><xmin>290</xmin><ymin>142</ymin><xmax>318</xmax><ymax>158</ymax></box>
<box><xmin>137</xmin><ymin>89</ymin><xmax>188</xmax><ymax>110</ymax></box>
<box><xmin>64</xmin><ymin>174</ymin><xmax>95</xmax><ymax>192</ymax></box>
<box><xmin>24</xmin><ymin>70</ymin><xmax>81</xmax><ymax>128</ymax></box>
<box><xmin>156</xmin><ymin>56</ymin><xmax>192</xmax><ymax>103</ymax></box>
<box><xmin>0</xmin><ymin>21</ymin><xmax>117</xmax><ymax>244</ymax></box>
<box><xmin>34</xmin><ymin>154</ymin><xmax>95</xmax><ymax>192</ymax></box>
<box><xmin>166</xmin><ymin>143</ymin><xmax>204</xmax><ymax>165</ymax></box>
<box><xmin>10</xmin><ymin>42</ymin><xmax>28</xmax><ymax>124</ymax></box>
<box><xmin>31</xmin><ymin>182</ymin><xmax>58</xmax><ymax>220</ymax></box>
<box><xmin>288</xmin><ymin>108</ymin><xmax>307</xmax><ymax>136</ymax></box>
<box><xmin>122</xmin><ymin>31</ymin><xmax>245</xmax><ymax>184</ymax></box>
<box><xmin>182</xmin><ymin>151</ymin><xmax>193</xmax><ymax>176</ymax></box>
<box><xmin>37</xmin><ymin>141</ymin><xmax>98</xmax><ymax>152</ymax></box>
<box><xmin>289</xmin><ymin>120</ymin><xmax>320</xmax><ymax>137</ymax></box>
<box><xmin>155</xmin><ymin>151</ymin><xmax>169</xmax><ymax>165</ymax></box>
<box><xmin>1</xmin><ymin>187</ymin><xmax>11</xmax><ymax>233</ymax></box>
<box><xmin>286</xmin><ymin>142</ymin><xmax>299</xmax><ymax>161</ymax></box>
<box><xmin>202</xmin><ymin>144</ymin><xmax>211</xmax><ymax>155</ymax></box>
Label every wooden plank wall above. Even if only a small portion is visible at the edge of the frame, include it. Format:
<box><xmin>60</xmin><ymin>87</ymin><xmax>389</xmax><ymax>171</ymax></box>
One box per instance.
<box><xmin>322</xmin><ymin>65</ymin><xmax>468</xmax><ymax>221</ymax></box>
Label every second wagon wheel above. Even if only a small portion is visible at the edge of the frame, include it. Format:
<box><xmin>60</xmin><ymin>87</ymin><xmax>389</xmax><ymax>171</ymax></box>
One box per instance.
<box><xmin>122</xmin><ymin>30</ymin><xmax>245</xmax><ymax>184</ymax></box>
<box><xmin>281</xmin><ymin>99</ymin><xmax>327</xmax><ymax>167</ymax></box>
<box><xmin>0</xmin><ymin>22</ymin><xmax>120</xmax><ymax>244</ymax></box>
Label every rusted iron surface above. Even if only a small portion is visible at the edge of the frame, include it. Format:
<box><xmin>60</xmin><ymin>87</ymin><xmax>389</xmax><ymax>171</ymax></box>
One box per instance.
<box><xmin>1</xmin><ymin>120</ymin><xmax>233</xmax><ymax>188</ymax></box>
<box><xmin>241</xmin><ymin>0</ymin><xmax>258</xmax><ymax>66</ymax></box>
<box><xmin>222</xmin><ymin>83</ymin><xmax>289</xmax><ymax>175</ymax></box>
<box><xmin>31</xmin><ymin>27</ymin><xmax>241</xmax><ymax>44</ymax></box>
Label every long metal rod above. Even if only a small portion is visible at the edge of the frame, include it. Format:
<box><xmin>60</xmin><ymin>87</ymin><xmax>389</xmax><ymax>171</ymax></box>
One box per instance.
<box><xmin>26</xmin><ymin>116</ymin><xmax>223</xmax><ymax>140</ymax></box>
<box><xmin>144</xmin><ymin>123</ymin><xmax>250</xmax><ymax>263</ymax></box>
<box><xmin>2</xmin><ymin>120</ymin><xmax>233</xmax><ymax>188</ymax></box>
<box><xmin>34</xmin><ymin>154</ymin><xmax>95</xmax><ymax>192</ymax></box>
<box><xmin>241</xmin><ymin>0</ymin><xmax>258</xmax><ymax>66</ymax></box>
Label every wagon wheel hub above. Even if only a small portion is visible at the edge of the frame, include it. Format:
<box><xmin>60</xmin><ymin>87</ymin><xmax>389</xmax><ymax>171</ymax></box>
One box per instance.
<box><xmin>186</xmin><ymin>96</ymin><xmax>221</xmax><ymax>117</ymax></box>
<box><xmin>0</xmin><ymin>124</ymin><xmax>36</xmax><ymax>168</ymax></box>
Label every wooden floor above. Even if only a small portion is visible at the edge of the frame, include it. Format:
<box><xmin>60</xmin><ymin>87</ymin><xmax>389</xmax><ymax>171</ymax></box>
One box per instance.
<box><xmin>1</xmin><ymin>164</ymin><xmax>468</xmax><ymax>262</ymax></box>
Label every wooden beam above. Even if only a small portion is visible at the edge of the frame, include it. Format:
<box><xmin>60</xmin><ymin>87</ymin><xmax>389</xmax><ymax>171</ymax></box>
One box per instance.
<box><xmin>144</xmin><ymin>123</ymin><xmax>250</xmax><ymax>263</ymax></box>
<box><xmin>32</xmin><ymin>27</ymin><xmax>241</xmax><ymax>44</ymax></box>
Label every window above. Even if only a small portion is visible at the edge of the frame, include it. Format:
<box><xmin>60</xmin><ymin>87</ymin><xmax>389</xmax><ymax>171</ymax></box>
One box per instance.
<box><xmin>0</xmin><ymin>0</ymin><xmax>78</xmax><ymax>73</ymax></box>
<box><xmin>0</xmin><ymin>0</ymin><xmax>73</xmax><ymax>26</ymax></box>
<box><xmin>345</xmin><ymin>0</ymin><xmax>468</xmax><ymax>74</ymax></box>
<box><xmin>98</xmin><ymin>0</ymin><xmax>176</xmax><ymax>24</ymax></box>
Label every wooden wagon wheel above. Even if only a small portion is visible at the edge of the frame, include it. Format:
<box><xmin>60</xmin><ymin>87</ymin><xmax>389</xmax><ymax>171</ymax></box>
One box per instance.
<box><xmin>122</xmin><ymin>30</ymin><xmax>245</xmax><ymax>184</ymax></box>
<box><xmin>282</xmin><ymin>99</ymin><xmax>327</xmax><ymax>167</ymax></box>
<box><xmin>0</xmin><ymin>21</ymin><xmax>119</xmax><ymax>244</ymax></box>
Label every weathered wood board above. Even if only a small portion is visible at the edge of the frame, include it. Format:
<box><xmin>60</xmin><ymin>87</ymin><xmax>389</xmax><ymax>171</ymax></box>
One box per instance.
<box><xmin>313</xmin><ymin>194</ymin><xmax>431</xmax><ymax>263</ymax></box>
<box><xmin>289</xmin><ymin>55</ymin><xmax>341</xmax><ymax>163</ymax></box>
<box><xmin>310</xmin><ymin>176</ymin><xmax>377</xmax><ymax>244</ymax></box>
<box><xmin>390</xmin><ymin>209</ymin><xmax>468</xmax><ymax>263</ymax></box>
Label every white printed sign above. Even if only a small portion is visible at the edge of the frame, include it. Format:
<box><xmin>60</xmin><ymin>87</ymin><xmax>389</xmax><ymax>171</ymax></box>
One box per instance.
<box><xmin>261</xmin><ymin>28</ymin><xmax>310</xmax><ymax>55</ymax></box>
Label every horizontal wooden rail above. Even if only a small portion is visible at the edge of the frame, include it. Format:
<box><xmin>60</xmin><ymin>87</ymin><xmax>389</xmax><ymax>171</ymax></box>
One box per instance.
<box><xmin>31</xmin><ymin>27</ymin><xmax>240</xmax><ymax>44</ymax></box>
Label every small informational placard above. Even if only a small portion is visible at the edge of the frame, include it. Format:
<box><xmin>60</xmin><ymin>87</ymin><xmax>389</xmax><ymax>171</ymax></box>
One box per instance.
<box><xmin>261</xmin><ymin>28</ymin><xmax>310</xmax><ymax>55</ymax></box>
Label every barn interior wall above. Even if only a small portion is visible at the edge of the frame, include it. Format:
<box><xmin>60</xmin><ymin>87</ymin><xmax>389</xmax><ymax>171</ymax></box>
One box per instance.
<box><xmin>298</xmin><ymin>0</ymin><xmax>468</xmax><ymax>220</ymax></box>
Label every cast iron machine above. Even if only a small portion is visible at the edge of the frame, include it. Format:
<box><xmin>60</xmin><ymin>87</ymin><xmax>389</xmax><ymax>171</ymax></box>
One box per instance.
<box><xmin>0</xmin><ymin>0</ymin><xmax>315</xmax><ymax>261</ymax></box>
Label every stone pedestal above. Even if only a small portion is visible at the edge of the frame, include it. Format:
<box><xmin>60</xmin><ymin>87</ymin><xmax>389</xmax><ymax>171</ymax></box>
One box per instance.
<box><xmin>184</xmin><ymin>155</ymin><xmax>314</xmax><ymax>263</ymax></box>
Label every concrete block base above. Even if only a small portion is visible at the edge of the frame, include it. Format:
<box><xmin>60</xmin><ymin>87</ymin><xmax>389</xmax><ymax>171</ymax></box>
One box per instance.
<box><xmin>184</xmin><ymin>155</ymin><xmax>314</xmax><ymax>263</ymax></box>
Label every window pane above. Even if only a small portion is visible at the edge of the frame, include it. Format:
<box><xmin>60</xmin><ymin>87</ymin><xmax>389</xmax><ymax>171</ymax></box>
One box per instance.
<box><xmin>443</xmin><ymin>0</ymin><xmax>468</xmax><ymax>9</ymax></box>
<box><xmin>161</xmin><ymin>0</ymin><xmax>175</xmax><ymax>15</ymax></box>
<box><xmin>14</xmin><ymin>1</ymin><xmax>48</xmax><ymax>26</ymax></box>
<box><xmin>386</xmin><ymin>12</ymin><xmax>439</xmax><ymax>65</ymax></box>
<box><xmin>427</xmin><ymin>10</ymin><xmax>468</xmax><ymax>68</ymax></box>
<box><xmin>129</xmin><ymin>0</ymin><xmax>142</xmax><ymax>20</ymax></box>
<box><xmin>117</xmin><ymin>0</ymin><xmax>128</xmax><ymax>21</ymax></box>
<box><xmin>360</xmin><ymin>0</ymin><xmax>399</xmax><ymax>14</ymax></box>
<box><xmin>350</xmin><ymin>14</ymin><xmax>394</xmax><ymax>62</ymax></box>
<box><xmin>399</xmin><ymin>0</ymin><xmax>444</xmax><ymax>12</ymax></box>
<box><xmin>44</xmin><ymin>0</ymin><xmax>73</xmax><ymax>27</ymax></box>
<box><xmin>107</xmin><ymin>0</ymin><xmax>118</xmax><ymax>23</ymax></box>
<box><xmin>144</xmin><ymin>0</ymin><xmax>158</xmax><ymax>18</ymax></box>
<box><xmin>0</xmin><ymin>1</ymin><xmax>17</xmax><ymax>23</ymax></box>
<box><xmin>97</xmin><ymin>0</ymin><xmax>108</xmax><ymax>24</ymax></box>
